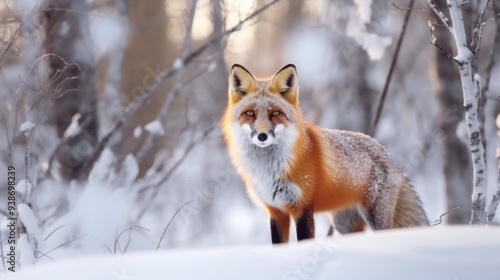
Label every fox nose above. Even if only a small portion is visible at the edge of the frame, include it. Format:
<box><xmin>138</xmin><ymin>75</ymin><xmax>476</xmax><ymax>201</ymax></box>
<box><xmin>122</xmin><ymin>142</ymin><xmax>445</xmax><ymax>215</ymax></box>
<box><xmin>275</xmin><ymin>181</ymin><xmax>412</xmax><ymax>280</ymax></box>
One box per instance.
<box><xmin>257</xmin><ymin>133</ymin><xmax>268</xmax><ymax>142</ymax></box>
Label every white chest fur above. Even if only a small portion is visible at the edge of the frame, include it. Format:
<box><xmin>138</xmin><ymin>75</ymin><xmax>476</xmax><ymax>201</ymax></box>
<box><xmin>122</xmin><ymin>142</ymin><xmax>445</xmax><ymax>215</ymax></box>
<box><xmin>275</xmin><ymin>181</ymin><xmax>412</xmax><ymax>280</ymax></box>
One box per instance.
<box><xmin>233</xmin><ymin>125</ymin><xmax>302</xmax><ymax>209</ymax></box>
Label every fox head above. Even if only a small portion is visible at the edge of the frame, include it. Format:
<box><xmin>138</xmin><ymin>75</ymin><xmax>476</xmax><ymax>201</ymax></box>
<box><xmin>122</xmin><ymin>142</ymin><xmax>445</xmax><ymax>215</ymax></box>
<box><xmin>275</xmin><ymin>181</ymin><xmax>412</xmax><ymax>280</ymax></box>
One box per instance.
<box><xmin>224</xmin><ymin>64</ymin><xmax>301</xmax><ymax>148</ymax></box>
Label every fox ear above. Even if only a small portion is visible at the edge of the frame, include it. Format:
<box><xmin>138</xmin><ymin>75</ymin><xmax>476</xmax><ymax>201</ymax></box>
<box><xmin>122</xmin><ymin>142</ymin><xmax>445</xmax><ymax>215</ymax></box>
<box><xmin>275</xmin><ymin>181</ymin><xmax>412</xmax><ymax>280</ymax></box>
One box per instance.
<box><xmin>228</xmin><ymin>64</ymin><xmax>257</xmax><ymax>103</ymax></box>
<box><xmin>269</xmin><ymin>64</ymin><xmax>298</xmax><ymax>104</ymax></box>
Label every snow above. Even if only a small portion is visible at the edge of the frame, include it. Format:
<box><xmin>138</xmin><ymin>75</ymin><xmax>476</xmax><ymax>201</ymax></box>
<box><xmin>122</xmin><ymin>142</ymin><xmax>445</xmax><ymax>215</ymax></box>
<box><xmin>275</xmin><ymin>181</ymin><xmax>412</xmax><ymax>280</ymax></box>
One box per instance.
<box><xmin>144</xmin><ymin>120</ymin><xmax>165</xmax><ymax>136</ymax></box>
<box><xmin>353</xmin><ymin>0</ymin><xmax>372</xmax><ymax>23</ymax></box>
<box><xmin>90</xmin><ymin>10</ymin><xmax>128</xmax><ymax>60</ymax></box>
<box><xmin>173</xmin><ymin>58</ymin><xmax>184</xmax><ymax>70</ymax></box>
<box><xmin>4</xmin><ymin>226</ymin><xmax>499</xmax><ymax>279</ymax></box>
<box><xmin>19</xmin><ymin>121</ymin><xmax>34</xmax><ymax>133</ymax></box>
<box><xmin>63</xmin><ymin>114</ymin><xmax>82</xmax><ymax>139</ymax></box>
<box><xmin>346</xmin><ymin>13</ymin><xmax>392</xmax><ymax>61</ymax></box>
<box><xmin>18</xmin><ymin>204</ymin><xmax>43</xmax><ymax>267</ymax></box>
<box><xmin>133</xmin><ymin>126</ymin><xmax>142</xmax><ymax>138</ymax></box>
<box><xmin>15</xmin><ymin>179</ymin><xmax>32</xmax><ymax>196</ymax></box>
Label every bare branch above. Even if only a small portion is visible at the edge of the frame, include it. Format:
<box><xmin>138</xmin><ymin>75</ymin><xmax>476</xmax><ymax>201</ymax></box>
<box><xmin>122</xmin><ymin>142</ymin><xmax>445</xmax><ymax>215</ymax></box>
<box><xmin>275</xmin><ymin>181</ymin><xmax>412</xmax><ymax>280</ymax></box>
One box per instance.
<box><xmin>0</xmin><ymin>26</ymin><xmax>20</xmax><ymax>69</ymax></box>
<box><xmin>368</xmin><ymin>0</ymin><xmax>415</xmax><ymax>136</ymax></box>
<box><xmin>471</xmin><ymin>0</ymin><xmax>491</xmax><ymax>53</ymax></box>
<box><xmin>432</xmin><ymin>206</ymin><xmax>466</xmax><ymax>226</ymax></box>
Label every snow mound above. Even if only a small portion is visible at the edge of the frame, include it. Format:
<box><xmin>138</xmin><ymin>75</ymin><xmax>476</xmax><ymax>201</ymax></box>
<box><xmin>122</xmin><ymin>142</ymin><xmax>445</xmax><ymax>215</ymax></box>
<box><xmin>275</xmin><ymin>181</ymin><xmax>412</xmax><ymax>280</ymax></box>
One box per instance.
<box><xmin>5</xmin><ymin>226</ymin><xmax>499</xmax><ymax>280</ymax></box>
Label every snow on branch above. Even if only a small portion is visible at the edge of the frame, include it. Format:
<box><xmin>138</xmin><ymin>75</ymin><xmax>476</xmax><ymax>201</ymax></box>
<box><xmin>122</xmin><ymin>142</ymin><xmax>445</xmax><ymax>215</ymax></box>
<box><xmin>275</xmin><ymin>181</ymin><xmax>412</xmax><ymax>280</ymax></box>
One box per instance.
<box><xmin>427</xmin><ymin>0</ymin><xmax>453</xmax><ymax>32</ymax></box>
<box><xmin>428</xmin><ymin>0</ymin><xmax>488</xmax><ymax>224</ymax></box>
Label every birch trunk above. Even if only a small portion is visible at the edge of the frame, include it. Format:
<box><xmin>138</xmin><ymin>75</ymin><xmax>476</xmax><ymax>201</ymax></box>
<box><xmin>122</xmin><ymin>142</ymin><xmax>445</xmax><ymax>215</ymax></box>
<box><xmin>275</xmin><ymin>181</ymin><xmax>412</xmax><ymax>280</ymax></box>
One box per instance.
<box><xmin>446</xmin><ymin>0</ymin><xmax>487</xmax><ymax>224</ymax></box>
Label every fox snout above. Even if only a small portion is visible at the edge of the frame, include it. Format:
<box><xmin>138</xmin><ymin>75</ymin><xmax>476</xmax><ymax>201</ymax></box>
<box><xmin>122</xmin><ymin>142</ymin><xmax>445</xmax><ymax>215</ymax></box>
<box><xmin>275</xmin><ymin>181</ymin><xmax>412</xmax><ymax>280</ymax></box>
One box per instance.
<box><xmin>251</xmin><ymin>129</ymin><xmax>275</xmax><ymax>147</ymax></box>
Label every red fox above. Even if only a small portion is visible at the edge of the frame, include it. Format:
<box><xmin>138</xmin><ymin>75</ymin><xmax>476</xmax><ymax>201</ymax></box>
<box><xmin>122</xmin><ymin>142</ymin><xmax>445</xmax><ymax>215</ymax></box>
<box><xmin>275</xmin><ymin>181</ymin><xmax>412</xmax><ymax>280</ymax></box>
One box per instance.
<box><xmin>221</xmin><ymin>64</ymin><xmax>429</xmax><ymax>243</ymax></box>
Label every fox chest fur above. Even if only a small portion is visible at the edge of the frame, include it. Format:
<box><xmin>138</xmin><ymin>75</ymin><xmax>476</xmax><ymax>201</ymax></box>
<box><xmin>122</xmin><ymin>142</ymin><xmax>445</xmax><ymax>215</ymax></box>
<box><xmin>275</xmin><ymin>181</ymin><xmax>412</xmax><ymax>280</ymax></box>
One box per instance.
<box><xmin>232</xmin><ymin>124</ymin><xmax>303</xmax><ymax>210</ymax></box>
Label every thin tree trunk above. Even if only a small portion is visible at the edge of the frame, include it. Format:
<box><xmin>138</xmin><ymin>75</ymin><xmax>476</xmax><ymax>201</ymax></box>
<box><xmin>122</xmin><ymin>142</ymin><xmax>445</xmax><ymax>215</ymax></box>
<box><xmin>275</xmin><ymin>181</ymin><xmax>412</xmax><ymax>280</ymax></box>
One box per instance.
<box><xmin>44</xmin><ymin>0</ymin><xmax>99</xmax><ymax>181</ymax></box>
<box><xmin>446</xmin><ymin>0</ymin><xmax>487</xmax><ymax>225</ymax></box>
<box><xmin>429</xmin><ymin>2</ymin><xmax>473</xmax><ymax>224</ymax></box>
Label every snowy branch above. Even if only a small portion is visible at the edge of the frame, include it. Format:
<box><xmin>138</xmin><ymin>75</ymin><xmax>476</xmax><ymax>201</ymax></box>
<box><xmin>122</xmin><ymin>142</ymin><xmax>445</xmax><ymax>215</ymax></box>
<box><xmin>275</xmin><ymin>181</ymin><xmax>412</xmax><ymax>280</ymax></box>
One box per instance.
<box><xmin>427</xmin><ymin>0</ymin><xmax>453</xmax><ymax>33</ymax></box>
<box><xmin>427</xmin><ymin>20</ymin><xmax>457</xmax><ymax>62</ymax></box>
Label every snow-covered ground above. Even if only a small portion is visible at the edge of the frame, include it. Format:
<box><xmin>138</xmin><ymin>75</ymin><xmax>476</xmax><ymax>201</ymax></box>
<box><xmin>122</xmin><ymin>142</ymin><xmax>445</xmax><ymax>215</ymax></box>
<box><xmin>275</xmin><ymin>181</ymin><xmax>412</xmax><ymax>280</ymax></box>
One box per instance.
<box><xmin>5</xmin><ymin>226</ymin><xmax>499</xmax><ymax>280</ymax></box>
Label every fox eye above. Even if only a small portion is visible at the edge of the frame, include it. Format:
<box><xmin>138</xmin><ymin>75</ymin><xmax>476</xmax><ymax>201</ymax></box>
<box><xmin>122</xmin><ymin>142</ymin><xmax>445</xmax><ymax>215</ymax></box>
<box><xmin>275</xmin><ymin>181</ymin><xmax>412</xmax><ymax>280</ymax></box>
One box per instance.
<box><xmin>245</xmin><ymin>110</ymin><xmax>254</xmax><ymax>117</ymax></box>
<box><xmin>271</xmin><ymin>110</ymin><xmax>280</xmax><ymax>117</ymax></box>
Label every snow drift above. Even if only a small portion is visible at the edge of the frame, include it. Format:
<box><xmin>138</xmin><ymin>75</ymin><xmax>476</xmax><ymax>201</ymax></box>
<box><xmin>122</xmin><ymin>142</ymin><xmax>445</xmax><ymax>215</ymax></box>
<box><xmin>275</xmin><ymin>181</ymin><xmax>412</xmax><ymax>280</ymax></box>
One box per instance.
<box><xmin>4</xmin><ymin>226</ymin><xmax>500</xmax><ymax>280</ymax></box>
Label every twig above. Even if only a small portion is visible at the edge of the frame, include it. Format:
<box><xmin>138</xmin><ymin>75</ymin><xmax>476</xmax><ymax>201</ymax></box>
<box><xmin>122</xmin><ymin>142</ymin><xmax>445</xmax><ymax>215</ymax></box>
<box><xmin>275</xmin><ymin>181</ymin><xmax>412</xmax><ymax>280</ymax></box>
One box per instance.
<box><xmin>432</xmin><ymin>206</ymin><xmax>467</xmax><ymax>226</ymax></box>
<box><xmin>368</xmin><ymin>0</ymin><xmax>415</xmax><ymax>136</ymax></box>
<box><xmin>0</xmin><ymin>26</ymin><xmax>20</xmax><ymax>69</ymax></box>
<box><xmin>78</xmin><ymin>0</ymin><xmax>282</xmax><ymax>179</ymax></box>
<box><xmin>156</xmin><ymin>200</ymin><xmax>194</xmax><ymax>252</ymax></box>
<box><xmin>471</xmin><ymin>0</ymin><xmax>491</xmax><ymax>53</ymax></box>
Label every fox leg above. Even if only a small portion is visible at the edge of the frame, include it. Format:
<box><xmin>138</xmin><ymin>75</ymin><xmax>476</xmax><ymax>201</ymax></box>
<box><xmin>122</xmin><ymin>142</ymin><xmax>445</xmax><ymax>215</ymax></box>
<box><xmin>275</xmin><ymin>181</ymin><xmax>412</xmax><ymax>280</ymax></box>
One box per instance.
<box><xmin>294</xmin><ymin>207</ymin><xmax>315</xmax><ymax>241</ymax></box>
<box><xmin>333</xmin><ymin>208</ymin><xmax>365</xmax><ymax>234</ymax></box>
<box><xmin>268</xmin><ymin>207</ymin><xmax>290</xmax><ymax>244</ymax></box>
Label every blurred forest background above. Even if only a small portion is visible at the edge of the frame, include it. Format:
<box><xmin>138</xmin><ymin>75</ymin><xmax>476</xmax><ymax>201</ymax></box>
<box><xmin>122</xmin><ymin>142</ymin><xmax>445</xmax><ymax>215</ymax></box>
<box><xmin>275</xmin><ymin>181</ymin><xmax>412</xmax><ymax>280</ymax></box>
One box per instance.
<box><xmin>0</xmin><ymin>0</ymin><xmax>499</xmax><ymax>268</ymax></box>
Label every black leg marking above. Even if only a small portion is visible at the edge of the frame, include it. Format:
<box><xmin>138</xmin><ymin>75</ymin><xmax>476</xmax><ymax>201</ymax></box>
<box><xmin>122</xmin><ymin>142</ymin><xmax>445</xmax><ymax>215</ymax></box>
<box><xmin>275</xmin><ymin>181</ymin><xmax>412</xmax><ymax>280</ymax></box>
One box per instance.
<box><xmin>327</xmin><ymin>225</ymin><xmax>334</xmax><ymax>237</ymax></box>
<box><xmin>270</xmin><ymin>219</ymin><xmax>283</xmax><ymax>244</ymax></box>
<box><xmin>296</xmin><ymin>208</ymin><xmax>315</xmax><ymax>241</ymax></box>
